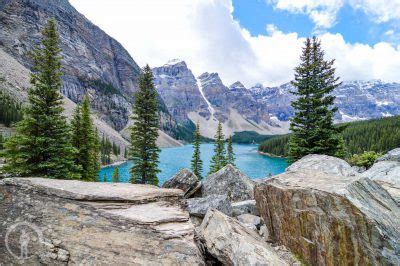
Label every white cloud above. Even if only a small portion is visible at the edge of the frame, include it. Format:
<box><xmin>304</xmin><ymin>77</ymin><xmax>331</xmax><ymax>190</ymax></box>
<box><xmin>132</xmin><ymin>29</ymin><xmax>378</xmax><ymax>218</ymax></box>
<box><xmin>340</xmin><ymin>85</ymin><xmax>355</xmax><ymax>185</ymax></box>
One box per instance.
<box><xmin>70</xmin><ymin>0</ymin><xmax>400</xmax><ymax>87</ymax></box>
<box><xmin>269</xmin><ymin>0</ymin><xmax>400</xmax><ymax>30</ymax></box>
<box><xmin>269</xmin><ymin>0</ymin><xmax>344</xmax><ymax>29</ymax></box>
<box><xmin>349</xmin><ymin>0</ymin><xmax>400</xmax><ymax>23</ymax></box>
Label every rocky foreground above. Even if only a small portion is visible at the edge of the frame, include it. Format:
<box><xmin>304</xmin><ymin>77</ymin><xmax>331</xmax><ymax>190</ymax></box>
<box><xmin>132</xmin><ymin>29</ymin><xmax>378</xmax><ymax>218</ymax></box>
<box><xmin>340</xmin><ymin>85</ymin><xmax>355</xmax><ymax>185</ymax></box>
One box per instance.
<box><xmin>1</xmin><ymin>150</ymin><xmax>400</xmax><ymax>265</ymax></box>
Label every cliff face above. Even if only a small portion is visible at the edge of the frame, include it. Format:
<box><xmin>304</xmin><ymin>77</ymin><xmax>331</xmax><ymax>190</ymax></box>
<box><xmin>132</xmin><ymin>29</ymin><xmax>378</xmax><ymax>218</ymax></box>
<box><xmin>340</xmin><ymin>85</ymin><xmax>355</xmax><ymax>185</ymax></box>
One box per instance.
<box><xmin>0</xmin><ymin>0</ymin><xmax>140</xmax><ymax>130</ymax></box>
<box><xmin>153</xmin><ymin>60</ymin><xmax>210</xmax><ymax>122</ymax></box>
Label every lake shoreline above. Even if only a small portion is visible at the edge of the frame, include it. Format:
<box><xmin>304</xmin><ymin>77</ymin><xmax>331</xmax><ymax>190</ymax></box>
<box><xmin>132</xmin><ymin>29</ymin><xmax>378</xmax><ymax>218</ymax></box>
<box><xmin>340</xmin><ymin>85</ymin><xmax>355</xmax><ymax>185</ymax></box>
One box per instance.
<box><xmin>99</xmin><ymin>144</ymin><xmax>289</xmax><ymax>184</ymax></box>
<box><xmin>101</xmin><ymin>160</ymin><xmax>128</xmax><ymax>169</ymax></box>
<box><xmin>257</xmin><ymin>150</ymin><xmax>286</xmax><ymax>158</ymax></box>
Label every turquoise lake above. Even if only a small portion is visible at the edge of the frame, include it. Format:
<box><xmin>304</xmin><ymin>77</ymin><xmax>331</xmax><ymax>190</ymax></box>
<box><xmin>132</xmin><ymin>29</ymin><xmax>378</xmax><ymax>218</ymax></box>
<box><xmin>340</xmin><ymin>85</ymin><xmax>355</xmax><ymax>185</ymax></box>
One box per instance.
<box><xmin>99</xmin><ymin>144</ymin><xmax>289</xmax><ymax>185</ymax></box>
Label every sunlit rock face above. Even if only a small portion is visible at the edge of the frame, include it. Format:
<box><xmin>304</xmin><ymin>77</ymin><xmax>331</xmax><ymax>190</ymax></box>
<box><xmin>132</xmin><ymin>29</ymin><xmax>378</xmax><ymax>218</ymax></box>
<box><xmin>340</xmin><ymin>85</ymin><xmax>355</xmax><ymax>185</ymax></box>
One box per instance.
<box><xmin>255</xmin><ymin>168</ymin><xmax>400</xmax><ymax>265</ymax></box>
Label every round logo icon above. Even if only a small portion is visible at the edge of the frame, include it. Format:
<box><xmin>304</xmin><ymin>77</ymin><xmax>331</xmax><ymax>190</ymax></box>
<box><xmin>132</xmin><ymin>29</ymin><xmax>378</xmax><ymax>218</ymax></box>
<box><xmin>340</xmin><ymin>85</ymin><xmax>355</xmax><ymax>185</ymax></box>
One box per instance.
<box><xmin>5</xmin><ymin>221</ymin><xmax>43</xmax><ymax>261</ymax></box>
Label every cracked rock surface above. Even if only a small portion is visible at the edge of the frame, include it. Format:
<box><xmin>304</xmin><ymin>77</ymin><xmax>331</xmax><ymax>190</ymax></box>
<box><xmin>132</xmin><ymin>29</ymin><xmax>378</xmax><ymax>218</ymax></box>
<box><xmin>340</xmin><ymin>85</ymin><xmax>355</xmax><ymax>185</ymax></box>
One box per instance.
<box><xmin>0</xmin><ymin>178</ymin><xmax>204</xmax><ymax>265</ymax></box>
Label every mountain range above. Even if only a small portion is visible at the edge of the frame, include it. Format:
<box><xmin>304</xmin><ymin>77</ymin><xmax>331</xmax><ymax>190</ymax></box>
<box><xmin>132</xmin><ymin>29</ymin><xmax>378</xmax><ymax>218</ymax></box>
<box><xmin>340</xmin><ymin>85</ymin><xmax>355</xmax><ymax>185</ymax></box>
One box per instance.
<box><xmin>1</xmin><ymin>0</ymin><xmax>400</xmax><ymax>144</ymax></box>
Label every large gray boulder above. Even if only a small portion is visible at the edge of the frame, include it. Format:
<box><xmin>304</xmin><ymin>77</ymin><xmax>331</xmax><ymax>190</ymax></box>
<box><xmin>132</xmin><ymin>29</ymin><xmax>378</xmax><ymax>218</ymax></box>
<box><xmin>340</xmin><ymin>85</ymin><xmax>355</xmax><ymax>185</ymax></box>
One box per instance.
<box><xmin>186</xmin><ymin>195</ymin><xmax>232</xmax><ymax>217</ymax></box>
<box><xmin>202</xmin><ymin>164</ymin><xmax>255</xmax><ymax>202</ymax></box>
<box><xmin>162</xmin><ymin>168</ymin><xmax>201</xmax><ymax>198</ymax></box>
<box><xmin>196</xmin><ymin>209</ymin><xmax>298</xmax><ymax>265</ymax></box>
<box><xmin>362</xmin><ymin>148</ymin><xmax>400</xmax><ymax>204</ymax></box>
<box><xmin>0</xmin><ymin>178</ymin><xmax>204</xmax><ymax>265</ymax></box>
<box><xmin>255</xmin><ymin>170</ymin><xmax>400</xmax><ymax>265</ymax></box>
<box><xmin>287</xmin><ymin>154</ymin><xmax>358</xmax><ymax>177</ymax></box>
<box><xmin>376</xmin><ymin>148</ymin><xmax>400</xmax><ymax>162</ymax></box>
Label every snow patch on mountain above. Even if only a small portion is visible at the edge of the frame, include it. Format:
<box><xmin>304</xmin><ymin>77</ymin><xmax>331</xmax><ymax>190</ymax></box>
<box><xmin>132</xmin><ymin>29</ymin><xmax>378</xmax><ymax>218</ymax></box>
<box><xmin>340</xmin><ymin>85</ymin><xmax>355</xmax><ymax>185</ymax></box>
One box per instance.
<box><xmin>197</xmin><ymin>78</ymin><xmax>215</xmax><ymax>116</ymax></box>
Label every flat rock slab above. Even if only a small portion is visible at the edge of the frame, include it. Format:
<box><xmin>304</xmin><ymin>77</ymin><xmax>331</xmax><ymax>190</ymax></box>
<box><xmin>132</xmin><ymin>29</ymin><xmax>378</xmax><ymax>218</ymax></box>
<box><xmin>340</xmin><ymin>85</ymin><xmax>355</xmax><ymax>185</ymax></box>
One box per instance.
<box><xmin>2</xmin><ymin>177</ymin><xmax>183</xmax><ymax>202</ymax></box>
<box><xmin>197</xmin><ymin>209</ymin><xmax>297</xmax><ymax>265</ymax></box>
<box><xmin>0</xmin><ymin>178</ymin><xmax>204</xmax><ymax>265</ymax></box>
<box><xmin>106</xmin><ymin>201</ymin><xmax>189</xmax><ymax>225</ymax></box>
<box><xmin>287</xmin><ymin>154</ymin><xmax>358</xmax><ymax>177</ymax></box>
<box><xmin>255</xmin><ymin>170</ymin><xmax>400</xmax><ymax>265</ymax></box>
<box><xmin>202</xmin><ymin>164</ymin><xmax>254</xmax><ymax>202</ymax></box>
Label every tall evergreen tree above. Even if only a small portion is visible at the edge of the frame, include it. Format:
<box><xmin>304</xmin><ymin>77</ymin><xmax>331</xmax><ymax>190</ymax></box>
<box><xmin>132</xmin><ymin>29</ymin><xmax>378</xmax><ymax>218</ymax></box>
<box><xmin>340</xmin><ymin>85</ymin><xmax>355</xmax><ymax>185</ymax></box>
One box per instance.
<box><xmin>71</xmin><ymin>95</ymin><xmax>100</xmax><ymax>181</ymax></box>
<box><xmin>289</xmin><ymin>37</ymin><xmax>344</xmax><ymax>161</ymax></box>
<box><xmin>112</xmin><ymin>168</ymin><xmax>120</xmax><ymax>183</ymax></box>
<box><xmin>209</xmin><ymin>122</ymin><xmax>226</xmax><ymax>174</ymax></box>
<box><xmin>191</xmin><ymin>122</ymin><xmax>203</xmax><ymax>179</ymax></box>
<box><xmin>3</xmin><ymin>19</ymin><xmax>79</xmax><ymax>179</ymax></box>
<box><xmin>226</xmin><ymin>136</ymin><xmax>235</xmax><ymax>166</ymax></box>
<box><xmin>129</xmin><ymin>65</ymin><xmax>160</xmax><ymax>185</ymax></box>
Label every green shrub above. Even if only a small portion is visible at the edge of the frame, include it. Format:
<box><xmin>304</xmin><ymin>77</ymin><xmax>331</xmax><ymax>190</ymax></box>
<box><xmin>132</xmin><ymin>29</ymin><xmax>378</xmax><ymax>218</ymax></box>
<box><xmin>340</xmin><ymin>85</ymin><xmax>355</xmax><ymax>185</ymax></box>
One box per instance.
<box><xmin>347</xmin><ymin>151</ymin><xmax>382</xmax><ymax>168</ymax></box>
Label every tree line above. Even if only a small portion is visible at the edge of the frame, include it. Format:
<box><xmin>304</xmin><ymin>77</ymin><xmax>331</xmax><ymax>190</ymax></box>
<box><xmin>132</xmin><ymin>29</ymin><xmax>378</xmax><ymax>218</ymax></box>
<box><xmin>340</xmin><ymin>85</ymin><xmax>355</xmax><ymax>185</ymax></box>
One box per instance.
<box><xmin>259</xmin><ymin>116</ymin><xmax>400</xmax><ymax>158</ymax></box>
<box><xmin>0</xmin><ymin>91</ymin><xmax>23</xmax><ymax>127</ymax></box>
<box><xmin>100</xmin><ymin>136</ymin><xmax>125</xmax><ymax>165</ymax></box>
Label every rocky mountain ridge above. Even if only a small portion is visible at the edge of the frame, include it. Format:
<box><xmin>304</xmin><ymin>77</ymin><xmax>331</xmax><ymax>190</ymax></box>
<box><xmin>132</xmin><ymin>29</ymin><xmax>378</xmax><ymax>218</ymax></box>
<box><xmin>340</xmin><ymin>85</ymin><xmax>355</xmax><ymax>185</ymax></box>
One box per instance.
<box><xmin>249</xmin><ymin>79</ymin><xmax>400</xmax><ymax>122</ymax></box>
<box><xmin>153</xmin><ymin>60</ymin><xmax>289</xmax><ymax>138</ymax></box>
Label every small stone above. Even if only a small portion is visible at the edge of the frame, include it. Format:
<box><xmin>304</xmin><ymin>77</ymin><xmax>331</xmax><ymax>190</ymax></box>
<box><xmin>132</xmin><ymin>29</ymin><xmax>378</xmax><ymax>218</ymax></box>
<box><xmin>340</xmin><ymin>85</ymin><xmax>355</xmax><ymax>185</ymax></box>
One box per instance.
<box><xmin>259</xmin><ymin>225</ymin><xmax>271</xmax><ymax>242</ymax></box>
<box><xmin>52</xmin><ymin>239</ymin><xmax>62</xmax><ymax>246</ymax></box>
<box><xmin>231</xmin><ymin>200</ymin><xmax>259</xmax><ymax>216</ymax></box>
<box><xmin>237</xmin><ymin>214</ymin><xmax>261</xmax><ymax>231</ymax></box>
<box><xmin>57</xmin><ymin>249</ymin><xmax>70</xmax><ymax>262</ymax></box>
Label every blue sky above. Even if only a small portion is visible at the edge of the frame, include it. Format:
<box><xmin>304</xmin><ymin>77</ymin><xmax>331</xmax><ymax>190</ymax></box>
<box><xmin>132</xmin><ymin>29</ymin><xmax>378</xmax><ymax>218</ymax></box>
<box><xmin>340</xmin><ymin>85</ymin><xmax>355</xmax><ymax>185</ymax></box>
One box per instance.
<box><xmin>232</xmin><ymin>0</ymin><xmax>398</xmax><ymax>45</ymax></box>
<box><xmin>71</xmin><ymin>0</ymin><xmax>400</xmax><ymax>87</ymax></box>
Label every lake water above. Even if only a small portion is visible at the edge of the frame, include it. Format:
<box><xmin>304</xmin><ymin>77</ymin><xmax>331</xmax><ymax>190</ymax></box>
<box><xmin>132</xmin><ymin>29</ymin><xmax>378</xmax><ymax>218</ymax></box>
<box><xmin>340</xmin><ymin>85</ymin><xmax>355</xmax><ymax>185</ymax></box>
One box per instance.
<box><xmin>99</xmin><ymin>144</ymin><xmax>288</xmax><ymax>185</ymax></box>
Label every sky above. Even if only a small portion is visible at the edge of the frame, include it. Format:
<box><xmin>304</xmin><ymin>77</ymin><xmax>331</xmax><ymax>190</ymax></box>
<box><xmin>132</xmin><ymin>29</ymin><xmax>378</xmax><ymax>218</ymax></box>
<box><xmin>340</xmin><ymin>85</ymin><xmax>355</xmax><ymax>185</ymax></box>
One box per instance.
<box><xmin>69</xmin><ymin>0</ymin><xmax>400</xmax><ymax>87</ymax></box>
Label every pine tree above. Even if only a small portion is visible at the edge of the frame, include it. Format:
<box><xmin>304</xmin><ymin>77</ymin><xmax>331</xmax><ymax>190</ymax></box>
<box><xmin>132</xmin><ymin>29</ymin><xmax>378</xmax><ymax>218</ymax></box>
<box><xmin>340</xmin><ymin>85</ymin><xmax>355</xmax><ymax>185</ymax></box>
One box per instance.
<box><xmin>112</xmin><ymin>168</ymin><xmax>120</xmax><ymax>183</ymax></box>
<box><xmin>226</xmin><ymin>136</ymin><xmax>235</xmax><ymax>166</ymax></box>
<box><xmin>209</xmin><ymin>122</ymin><xmax>226</xmax><ymax>174</ymax></box>
<box><xmin>71</xmin><ymin>95</ymin><xmax>100</xmax><ymax>181</ymax></box>
<box><xmin>191</xmin><ymin>122</ymin><xmax>203</xmax><ymax>179</ymax></box>
<box><xmin>3</xmin><ymin>19</ymin><xmax>79</xmax><ymax>179</ymax></box>
<box><xmin>289</xmin><ymin>37</ymin><xmax>345</xmax><ymax>161</ymax></box>
<box><xmin>129</xmin><ymin>65</ymin><xmax>160</xmax><ymax>185</ymax></box>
